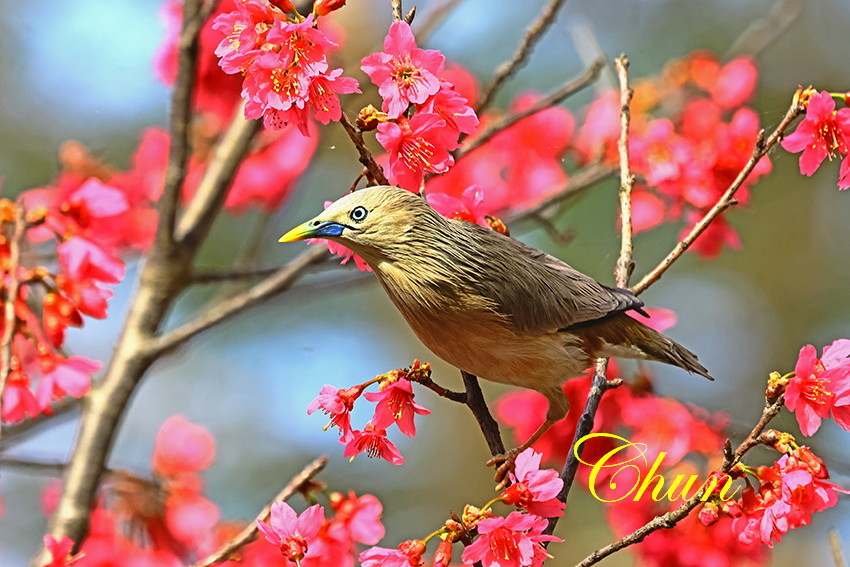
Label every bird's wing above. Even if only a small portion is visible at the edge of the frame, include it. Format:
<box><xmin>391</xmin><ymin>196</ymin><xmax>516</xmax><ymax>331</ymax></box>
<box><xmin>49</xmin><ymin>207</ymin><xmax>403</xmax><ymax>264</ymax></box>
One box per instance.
<box><xmin>458</xmin><ymin>223</ymin><xmax>644</xmax><ymax>334</ymax></box>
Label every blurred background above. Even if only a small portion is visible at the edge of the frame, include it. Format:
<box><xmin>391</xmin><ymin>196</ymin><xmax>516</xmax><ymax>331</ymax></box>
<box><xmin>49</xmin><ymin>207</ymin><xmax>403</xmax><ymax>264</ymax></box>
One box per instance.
<box><xmin>1</xmin><ymin>0</ymin><xmax>849</xmax><ymax>565</ymax></box>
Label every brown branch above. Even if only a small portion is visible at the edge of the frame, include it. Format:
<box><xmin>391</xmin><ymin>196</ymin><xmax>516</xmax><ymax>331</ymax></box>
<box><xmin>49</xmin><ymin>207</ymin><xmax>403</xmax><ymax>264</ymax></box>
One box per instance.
<box><xmin>158</xmin><ymin>0</ymin><xmax>205</xmax><ymax>250</ymax></box>
<box><xmin>613</xmin><ymin>54</ymin><xmax>635</xmax><ymax>288</ymax></box>
<box><xmin>0</xmin><ymin>397</ymin><xmax>81</xmax><ymax>450</ymax></box>
<box><xmin>630</xmin><ymin>97</ymin><xmax>805</xmax><ymax>295</ymax></box>
<box><xmin>461</xmin><ymin>372</ymin><xmax>505</xmax><ymax>457</ymax></box>
<box><xmin>0</xmin><ymin>204</ymin><xmax>27</xmax><ymax>442</ymax></box>
<box><xmin>191</xmin><ymin>456</ymin><xmax>328</xmax><ymax>567</ymax></box>
<box><xmin>726</xmin><ymin>0</ymin><xmax>802</xmax><ymax>58</ymax></box>
<box><xmin>476</xmin><ymin>0</ymin><xmax>570</xmax><ymax>115</ymax></box>
<box><xmin>151</xmin><ymin>246</ymin><xmax>330</xmax><ymax>354</ymax></box>
<box><xmin>192</xmin><ymin>266</ymin><xmax>282</xmax><ymax>284</ymax></box>
<box><xmin>175</xmin><ymin>106</ymin><xmax>262</xmax><ymax>247</ymax></box>
<box><xmin>338</xmin><ymin>112</ymin><xmax>389</xmax><ymax>186</ymax></box>
<box><xmin>830</xmin><ymin>528</ymin><xmax>847</xmax><ymax>567</ymax></box>
<box><xmin>456</xmin><ymin>57</ymin><xmax>605</xmax><ymax>161</ymax></box>
<box><xmin>413</xmin><ymin>374</ymin><xmax>468</xmax><ymax>403</ymax></box>
<box><xmin>575</xmin><ymin>395</ymin><xmax>785</xmax><ymax>566</ymax></box>
<box><xmin>507</xmin><ymin>162</ymin><xmax>616</xmax><ymax>222</ymax></box>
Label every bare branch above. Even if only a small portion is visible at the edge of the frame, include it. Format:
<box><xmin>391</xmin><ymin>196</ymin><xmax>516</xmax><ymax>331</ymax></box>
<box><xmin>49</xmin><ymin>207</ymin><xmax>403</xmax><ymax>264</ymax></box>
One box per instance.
<box><xmin>630</xmin><ymin>99</ymin><xmax>804</xmax><ymax>295</ymax></box>
<box><xmin>613</xmin><ymin>54</ymin><xmax>635</xmax><ymax>289</ymax></box>
<box><xmin>192</xmin><ymin>266</ymin><xmax>282</xmax><ymax>284</ymax></box>
<box><xmin>158</xmin><ymin>0</ymin><xmax>206</xmax><ymax>250</ymax></box>
<box><xmin>0</xmin><ymin>397</ymin><xmax>82</xmax><ymax>450</ymax></box>
<box><xmin>575</xmin><ymin>396</ymin><xmax>785</xmax><ymax>566</ymax></box>
<box><xmin>0</xmin><ymin>204</ymin><xmax>27</xmax><ymax>443</ymax></box>
<box><xmin>338</xmin><ymin>112</ymin><xmax>389</xmax><ymax>186</ymax></box>
<box><xmin>457</xmin><ymin>57</ymin><xmax>604</xmax><ymax>161</ymax></box>
<box><xmin>152</xmin><ymin>246</ymin><xmax>329</xmax><ymax>354</ymax></box>
<box><xmin>175</xmin><ymin>107</ymin><xmax>262</xmax><ymax>246</ymax></box>
<box><xmin>391</xmin><ymin>0</ymin><xmax>403</xmax><ymax>21</ymax></box>
<box><xmin>476</xmin><ymin>0</ymin><xmax>570</xmax><ymax>115</ymax></box>
<box><xmin>726</xmin><ymin>0</ymin><xmax>802</xmax><ymax>58</ymax></box>
<box><xmin>461</xmin><ymin>372</ymin><xmax>506</xmax><ymax>457</ymax></box>
<box><xmin>191</xmin><ymin>456</ymin><xmax>328</xmax><ymax>567</ymax></box>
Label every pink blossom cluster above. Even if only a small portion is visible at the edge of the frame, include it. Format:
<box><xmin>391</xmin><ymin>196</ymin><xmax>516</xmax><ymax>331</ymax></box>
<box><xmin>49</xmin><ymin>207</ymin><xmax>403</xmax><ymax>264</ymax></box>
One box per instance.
<box><xmin>785</xmin><ymin>339</ymin><xmax>850</xmax><ymax>435</ymax></box>
<box><xmin>307</xmin><ymin>360</ymin><xmax>432</xmax><ymax>465</ymax></box>
<box><xmin>575</xmin><ymin>52</ymin><xmax>769</xmax><ymax>257</ymax></box>
<box><xmin>41</xmin><ymin>416</ymin><xmax>386</xmax><ymax>566</ymax></box>
<box><xmin>781</xmin><ymin>90</ymin><xmax>850</xmax><ymax>190</ymax></box>
<box><xmin>361</xmin><ymin>22</ymin><xmax>479</xmax><ymax>192</ymax></box>
<box><xmin>357</xmin><ymin>449</ymin><xmax>563</xmax><ymax>567</ymax></box>
<box><xmin>212</xmin><ymin>0</ymin><xmax>360</xmax><ymax>134</ymax></box>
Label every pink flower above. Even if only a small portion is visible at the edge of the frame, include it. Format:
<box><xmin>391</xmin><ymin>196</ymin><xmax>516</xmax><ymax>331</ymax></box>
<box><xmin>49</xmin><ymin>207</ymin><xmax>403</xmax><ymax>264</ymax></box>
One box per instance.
<box><xmin>376</xmin><ymin>113</ymin><xmax>454</xmax><ymax>191</ymax></box>
<box><xmin>212</xmin><ymin>0</ymin><xmax>275</xmax><ymax>74</ymax></box>
<box><xmin>152</xmin><ymin>415</ymin><xmax>217</xmax><ymax>477</ymax></box>
<box><xmin>501</xmin><ymin>449</ymin><xmax>565</xmax><ymax>518</ymax></box>
<box><xmin>1</xmin><ymin>379</ymin><xmax>40</xmax><ymax>423</ymax></box>
<box><xmin>627</xmin><ymin>307</ymin><xmax>677</xmax><ymax>333</ymax></box>
<box><xmin>344</xmin><ymin>424</ymin><xmax>405</xmax><ymax>465</ymax></box>
<box><xmin>358</xmin><ymin>546</ymin><xmax>414</xmax><ymax>567</ymax></box>
<box><xmin>418</xmin><ymin>81</ymin><xmax>479</xmax><ymax>150</ymax></box>
<box><xmin>35</xmin><ymin>356</ymin><xmax>100</xmax><ymax>411</ymax></box>
<box><xmin>361</xmin><ymin>21</ymin><xmax>445</xmax><ymax>118</ymax></box>
<box><xmin>57</xmin><ymin>236</ymin><xmax>125</xmax><ymax>284</ymax></box>
<box><xmin>461</xmin><ymin>512</ymin><xmax>560</xmax><ymax>567</ymax></box>
<box><xmin>840</xmin><ymin>154</ymin><xmax>850</xmax><ymax>190</ymax></box>
<box><xmin>364</xmin><ymin>378</ymin><xmax>431</xmax><ymax>437</ymax></box>
<box><xmin>710</xmin><ymin>57</ymin><xmax>758</xmax><ymax>108</ymax></box>
<box><xmin>785</xmin><ymin>339</ymin><xmax>850</xmax><ymax>435</ymax></box>
<box><xmin>328</xmin><ymin>491</ymin><xmax>385</xmax><ymax>545</ymax></box>
<box><xmin>43</xmin><ymin>535</ymin><xmax>83</xmax><ymax>567</ymax></box>
<box><xmin>426</xmin><ymin>185</ymin><xmax>489</xmax><ymax>226</ymax></box>
<box><xmin>781</xmin><ymin>91</ymin><xmax>850</xmax><ymax>176</ymax></box>
<box><xmin>257</xmin><ymin>502</ymin><xmax>324</xmax><ymax>563</ymax></box>
<box><xmin>307</xmin><ymin>384</ymin><xmax>363</xmax><ymax>442</ymax></box>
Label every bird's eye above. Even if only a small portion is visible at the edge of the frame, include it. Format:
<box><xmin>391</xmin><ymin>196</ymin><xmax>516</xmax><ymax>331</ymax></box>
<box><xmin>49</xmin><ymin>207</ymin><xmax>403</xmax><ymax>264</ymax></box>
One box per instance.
<box><xmin>350</xmin><ymin>206</ymin><xmax>368</xmax><ymax>222</ymax></box>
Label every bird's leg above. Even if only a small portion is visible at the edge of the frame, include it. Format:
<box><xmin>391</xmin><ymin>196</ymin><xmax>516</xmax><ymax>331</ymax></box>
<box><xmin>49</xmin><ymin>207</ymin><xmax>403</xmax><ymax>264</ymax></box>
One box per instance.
<box><xmin>486</xmin><ymin>390</ymin><xmax>568</xmax><ymax>489</ymax></box>
<box><xmin>487</xmin><ymin>418</ymin><xmax>558</xmax><ymax>489</ymax></box>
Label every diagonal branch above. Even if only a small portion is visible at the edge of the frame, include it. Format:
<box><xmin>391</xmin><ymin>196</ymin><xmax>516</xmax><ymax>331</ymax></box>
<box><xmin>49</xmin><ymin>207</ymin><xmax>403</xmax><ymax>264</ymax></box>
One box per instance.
<box><xmin>456</xmin><ymin>57</ymin><xmax>605</xmax><ymax>161</ymax></box>
<box><xmin>158</xmin><ymin>0</ymin><xmax>206</xmax><ymax>251</ymax></box>
<box><xmin>175</xmin><ymin>105</ymin><xmax>262</xmax><ymax>247</ymax></box>
<box><xmin>151</xmin><ymin>246</ymin><xmax>330</xmax><ymax>354</ymax></box>
<box><xmin>475</xmin><ymin>0</ymin><xmax>570</xmax><ymax>115</ymax></box>
<box><xmin>192</xmin><ymin>456</ymin><xmax>327</xmax><ymax>567</ymax></box>
<box><xmin>0</xmin><ymin>204</ymin><xmax>27</xmax><ymax>443</ymax></box>
<box><xmin>338</xmin><ymin>112</ymin><xmax>389</xmax><ymax>186</ymax></box>
<box><xmin>575</xmin><ymin>395</ymin><xmax>785</xmax><ymax>566</ymax></box>
<box><xmin>461</xmin><ymin>372</ymin><xmax>506</xmax><ymax>457</ymax></box>
<box><xmin>630</xmin><ymin>98</ymin><xmax>805</xmax><ymax>295</ymax></box>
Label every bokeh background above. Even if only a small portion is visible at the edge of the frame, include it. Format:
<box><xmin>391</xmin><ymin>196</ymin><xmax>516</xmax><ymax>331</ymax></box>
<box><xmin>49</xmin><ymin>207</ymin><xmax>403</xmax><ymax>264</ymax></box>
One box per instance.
<box><xmin>1</xmin><ymin>0</ymin><xmax>849</xmax><ymax>565</ymax></box>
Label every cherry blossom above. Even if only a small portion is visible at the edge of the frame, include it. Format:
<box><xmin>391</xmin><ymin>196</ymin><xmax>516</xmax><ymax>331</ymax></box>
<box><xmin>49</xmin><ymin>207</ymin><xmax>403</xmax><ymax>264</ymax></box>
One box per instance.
<box><xmin>785</xmin><ymin>339</ymin><xmax>850</xmax><ymax>435</ymax></box>
<box><xmin>364</xmin><ymin>378</ymin><xmax>431</xmax><ymax>437</ymax></box>
<box><xmin>257</xmin><ymin>502</ymin><xmax>325</xmax><ymax>563</ymax></box>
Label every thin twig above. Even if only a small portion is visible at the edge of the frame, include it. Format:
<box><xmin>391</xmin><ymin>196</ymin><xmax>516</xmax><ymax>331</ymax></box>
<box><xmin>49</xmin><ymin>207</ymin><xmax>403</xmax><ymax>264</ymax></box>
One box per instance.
<box><xmin>412</xmin><ymin>0</ymin><xmax>469</xmax><ymax>42</ymax></box>
<box><xmin>457</xmin><ymin>57</ymin><xmax>605</xmax><ymax>161</ymax></box>
<box><xmin>726</xmin><ymin>0</ymin><xmax>802</xmax><ymax>58</ymax></box>
<box><xmin>830</xmin><ymin>528</ymin><xmax>847</xmax><ymax>567</ymax></box>
<box><xmin>0</xmin><ymin>397</ymin><xmax>82</xmax><ymax>450</ymax></box>
<box><xmin>613</xmin><ymin>54</ymin><xmax>635</xmax><ymax>288</ymax></box>
<box><xmin>338</xmin><ymin>112</ymin><xmax>389</xmax><ymax>186</ymax></box>
<box><xmin>461</xmin><ymin>372</ymin><xmax>505</xmax><ymax>457</ymax></box>
<box><xmin>413</xmin><ymin>374</ymin><xmax>467</xmax><ymax>403</ymax></box>
<box><xmin>191</xmin><ymin>456</ymin><xmax>328</xmax><ymax>567</ymax></box>
<box><xmin>0</xmin><ymin>204</ymin><xmax>27</xmax><ymax>442</ymax></box>
<box><xmin>0</xmin><ymin>456</ymin><xmax>68</xmax><ymax>474</ymax></box>
<box><xmin>476</xmin><ymin>0</ymin><xmax>570</xmax><ymax>115</ymax></box>
<box><xmin>630</xmin><ymin>97</ymin><xmax>805</xmax><ymax>295</ymax></box>
<box><xmin>575</xmin><ymin>396</ymin><xmax>785</xmax><ymax>566</ymax></box>
<box><xmin>192</xmin><ymin>266</ymin><xmax>282</xmax><ymax>284</ymax></box>
<box><xmin>508</xmin><ymin>162</ymin><xmax>616</xmax><ymax>221</ymax></box>
<box><xmin>151</xmin><ymin>246</ymin><xmax>330</xmax><ymax>354</ymax></box>
<box><xmin>158</xmin><ymin>0</ymin><xmax>205</xmax><ymax>250</ymax></box>
<box><xmin>175</xmin><ymin>107</ymin><xmax>262</xmax><ymax>246</ymax></box>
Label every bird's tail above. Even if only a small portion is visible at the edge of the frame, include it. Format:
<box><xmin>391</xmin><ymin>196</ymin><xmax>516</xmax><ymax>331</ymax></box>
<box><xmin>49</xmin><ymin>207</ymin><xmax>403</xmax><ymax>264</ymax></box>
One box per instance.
<box><xmin>574</xmin><ymin>312</ymin><xmax>714</xmax><ymax>381</ymax></box>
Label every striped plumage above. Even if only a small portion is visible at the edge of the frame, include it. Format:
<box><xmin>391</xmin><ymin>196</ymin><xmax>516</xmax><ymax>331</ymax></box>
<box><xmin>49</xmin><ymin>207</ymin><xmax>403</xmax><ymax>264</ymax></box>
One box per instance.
<box><xmin>281</xmin><ymin>185</ymin><xmax>712</xmax><ymax>467</ymax></box>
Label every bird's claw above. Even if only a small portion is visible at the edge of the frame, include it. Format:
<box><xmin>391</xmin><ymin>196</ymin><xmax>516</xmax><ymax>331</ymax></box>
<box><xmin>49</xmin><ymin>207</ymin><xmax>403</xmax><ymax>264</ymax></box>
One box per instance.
<box><xmin>486</xmin><ymin>447</ymin><xmax>522</xmax><ymax>490</ymax></box>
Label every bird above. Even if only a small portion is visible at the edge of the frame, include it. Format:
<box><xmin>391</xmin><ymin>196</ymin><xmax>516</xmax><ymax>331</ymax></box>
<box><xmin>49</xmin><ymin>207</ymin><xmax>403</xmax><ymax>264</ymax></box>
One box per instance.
<box><xmin>279</xmin><ymin>185</ymin><xmax>713</xmax><ymax>479</ymax></box>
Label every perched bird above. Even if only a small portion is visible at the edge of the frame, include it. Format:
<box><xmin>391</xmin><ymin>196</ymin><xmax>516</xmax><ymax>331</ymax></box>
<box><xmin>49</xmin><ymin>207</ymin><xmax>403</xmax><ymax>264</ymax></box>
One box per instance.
<box><xmin>280</xmin><ymin>186</ymin><xmax>712</xmax><ymax>474</ymax></box>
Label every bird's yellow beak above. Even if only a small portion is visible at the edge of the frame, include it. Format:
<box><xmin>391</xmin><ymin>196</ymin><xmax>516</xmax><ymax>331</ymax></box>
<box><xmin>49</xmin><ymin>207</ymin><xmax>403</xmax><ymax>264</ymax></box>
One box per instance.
<box><xmin>278</xmin><ymin>219</ymin><xmax>346</xmax><ymax>242</ymax></box>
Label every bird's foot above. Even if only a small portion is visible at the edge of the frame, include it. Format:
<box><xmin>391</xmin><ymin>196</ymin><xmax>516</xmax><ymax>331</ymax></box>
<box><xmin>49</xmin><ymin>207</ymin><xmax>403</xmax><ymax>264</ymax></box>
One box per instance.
<box><xmin>486</xmin><ymin>447</ymin><xmax>523</xmax><ymax>490</ymax></box>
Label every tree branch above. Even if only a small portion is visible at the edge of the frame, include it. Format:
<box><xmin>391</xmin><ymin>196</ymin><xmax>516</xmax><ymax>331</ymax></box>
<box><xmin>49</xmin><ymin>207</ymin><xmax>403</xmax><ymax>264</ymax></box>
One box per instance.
<box><xmin>461</xmin><ymin>372</ymin><xmax>505</xmax><ymax>457</ymax></box>
<box><xmin>457</xmin><ymin>57</ymin><xmax>605</xmax><ymax>161</ymax></box>
<box><xmin>158</xmin><ymin>0</ymin><xmax>205</xmax><ymax>251</ymax></box>
<box><xmin>0</xmin><ymin>204</ymin><xmax>27</xmax><ymax>443</ymax></box>
<box><xmin>575</xmin><ymin>395</ymin><xmax>785</xmax><ymax>566</ymax></box>
<box><xmin>175</xmin><ymin>106</ymin><xmax>262</xmax><ymax>247</ymax></box>
<box><xmin>630</xmin><ymin>97</ymin><xmax>804</xmax><ymax>295</ymax></box>
<box><xmin>151</xmin><ymin>246</ymin><xmax>330</xmax><ymax>354</ymax></box>
<box><xmin>191</xmin><ymin>456</ymin><xmax>328</xmax><ymax>567</ymax></box>
<box><xmin>476</xmin><ymin>0</ymin><xmax>570</xmax><ymax>115</ymax></box>
<box><xmin>338</xmin><ymin>112</ymin><xmax>389</xmax><ymax>186</ymax></box>
<box><xmin>613</xmin><ymin>54</ymin><xmax>635</xmax><ymax>288</ymax></box>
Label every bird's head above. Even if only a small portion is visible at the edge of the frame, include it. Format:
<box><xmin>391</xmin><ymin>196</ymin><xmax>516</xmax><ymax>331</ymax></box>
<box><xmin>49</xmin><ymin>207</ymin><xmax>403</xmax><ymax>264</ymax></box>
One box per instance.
<box><xmin>279</xmin><ymin>186</ymin><xmax>441</xmax><ymax>263</ymax></box>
